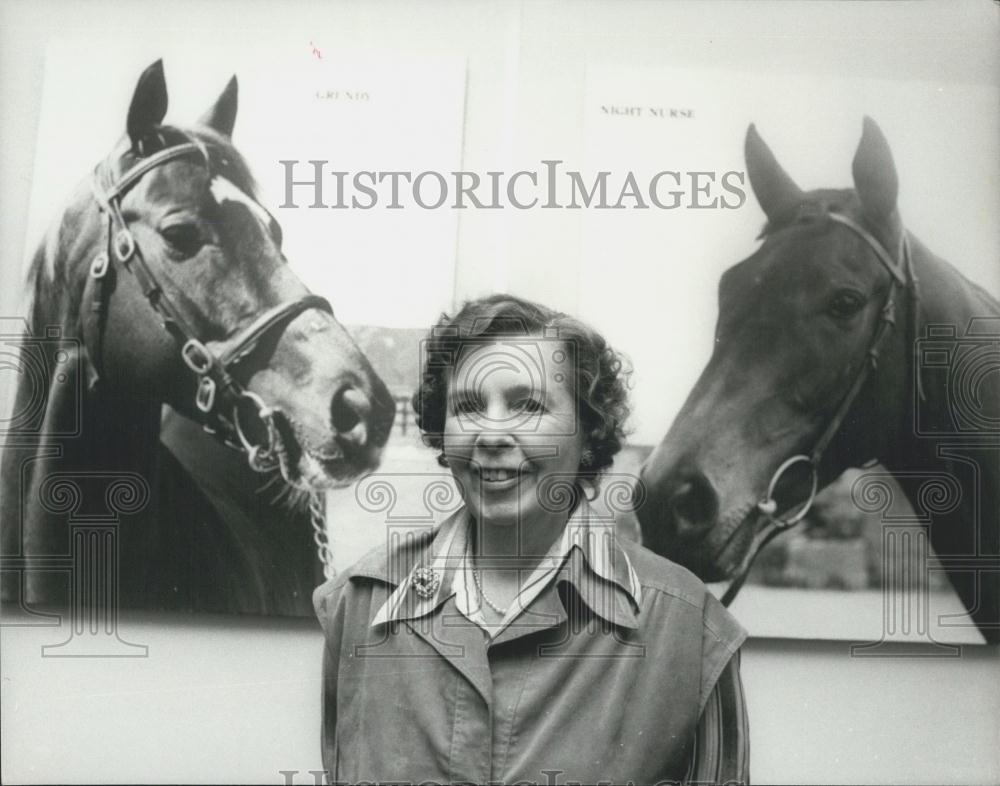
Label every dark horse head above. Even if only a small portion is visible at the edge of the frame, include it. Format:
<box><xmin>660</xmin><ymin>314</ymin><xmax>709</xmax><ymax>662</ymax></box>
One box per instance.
<box><xmin>17</xmin><ymin>60</ymin><xmax>394</xmax><ymax>491</ymax></box>
<box><xmin>636</xmin><ymin>118</ymin><xmax>999</xmax><ymax>643</ymax></box>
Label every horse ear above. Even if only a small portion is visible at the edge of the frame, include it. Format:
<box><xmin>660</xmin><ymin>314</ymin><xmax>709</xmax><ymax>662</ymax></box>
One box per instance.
<box><xmin>198</xmin><ymin>75</ymin><xmax>238</xmax><ymax>137</ymax></box>
<box><xmin>127</xmin><ymin>60</ymin><xmax>168</xmax><ymax>146</ymax></box>
<box><xmin>852</xmin><ymin>116</ymin><xmax>898</xmax><ymax>221</ymax></box>
<box><xmin>745</xmin><ymin>123</ymin><xmax>804</xmax><ymax>223</ymax></box>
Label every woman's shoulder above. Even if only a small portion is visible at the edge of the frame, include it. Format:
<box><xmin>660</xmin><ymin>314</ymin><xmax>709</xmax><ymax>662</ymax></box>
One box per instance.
<box><xmin>617</xmin><ymin>535</ymin><xmax>749</xmax><ymax>658</ymax></box>
<box><xmin>617</xmin><ymin>535</ymin><xmax>713</xmax><ymax>605</ymax></box>
<box><xmin>312</xmin><ymin>525</ymin><xmax>436</xmax><ymax>613</ymax></box>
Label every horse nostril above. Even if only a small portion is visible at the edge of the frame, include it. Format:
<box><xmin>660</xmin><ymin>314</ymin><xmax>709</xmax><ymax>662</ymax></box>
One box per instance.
<box><xmin>668</xmin><ymin>472</ymin><xmax>719</xmax><ymax>541</ymax></box>
<box><xmin>331</xmin><ymin>385</ymin><xmax>370</xmax><ymax>446</ymax></box>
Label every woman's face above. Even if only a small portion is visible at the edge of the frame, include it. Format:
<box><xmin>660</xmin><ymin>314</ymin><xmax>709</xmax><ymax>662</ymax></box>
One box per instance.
<box><xmin>443</xmin><ymin>337</ymin><xmax>586</xmax><ymax>529</ymax></box>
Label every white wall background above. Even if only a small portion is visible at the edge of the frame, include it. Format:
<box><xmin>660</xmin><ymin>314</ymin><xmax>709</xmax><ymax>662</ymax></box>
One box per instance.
<box><xmin>2</xmin><ymin>1</ymin><xmax>998</xmax><ymax>784</ymax></box>
<box><xmin>2</xmin><ymin>615</ymin><xmax>998</xmax><ymax>785</ymax></box>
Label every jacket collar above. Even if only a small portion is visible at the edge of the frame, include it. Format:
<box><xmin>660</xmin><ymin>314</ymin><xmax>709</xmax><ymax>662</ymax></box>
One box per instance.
<box><xmin>368</xmin><ymin>506</ymin><xmax>469</xmax><ymax>627</ymax></box>
<box><xmin>368</xmin><ymin>499</ymin><xmax>642</xmax><ymax>630</ymax></box>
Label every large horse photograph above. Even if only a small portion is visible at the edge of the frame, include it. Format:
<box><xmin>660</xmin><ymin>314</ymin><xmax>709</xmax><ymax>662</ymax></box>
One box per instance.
<box><xmin>637</xmin><ymin>118</ymin><xmax>999</xmax><ymax>646</ymax></box>
<box><xmin>1</xmin><ymin>2</ymin><xmax>997</xmax><ymax>785</ymax></box>
<box><xmin>1</xmin><ymin>60</ymin><xmax>396</xmax><ymax>617</ymax></box>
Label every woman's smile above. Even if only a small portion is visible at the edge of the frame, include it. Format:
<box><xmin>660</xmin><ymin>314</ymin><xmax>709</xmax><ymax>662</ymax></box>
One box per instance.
<box><xmin>473</xmin><ymin>463</ymin><xmax>538</xmax><ymax>492</ymax></box>
<box><xmin>477</xmin><ymin>465</ymin><xmax>530</xmax><ymax>484</ymax></box>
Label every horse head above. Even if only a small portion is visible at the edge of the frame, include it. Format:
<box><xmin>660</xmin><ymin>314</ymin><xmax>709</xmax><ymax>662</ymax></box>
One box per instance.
<box><xmin>636</xmin><ymin>118</ymin><xmax>914</xmax><ymax>587</ymax></box>
<box><xmin>38</xmin><ymin>60</ymin><xmax>395</xmax><ymax>491</ymax></box>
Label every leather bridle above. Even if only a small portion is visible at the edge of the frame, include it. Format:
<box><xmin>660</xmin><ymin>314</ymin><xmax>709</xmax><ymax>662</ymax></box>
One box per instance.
<box><xmin>82</xmin><ymin>133</ymin><xmax>333</xmax><ymax>474</ymax></box>
<box><xmin>721</xmin><ymin>207</ymin><xmax>922</xmax><ymax>607</ymax></box>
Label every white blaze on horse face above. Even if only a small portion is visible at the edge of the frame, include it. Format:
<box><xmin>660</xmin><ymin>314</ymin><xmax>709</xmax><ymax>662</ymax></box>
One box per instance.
<box><xmin>209</xmin><ymin>175</ymin><xmax>273</xmax><ymax>233</ymax></box>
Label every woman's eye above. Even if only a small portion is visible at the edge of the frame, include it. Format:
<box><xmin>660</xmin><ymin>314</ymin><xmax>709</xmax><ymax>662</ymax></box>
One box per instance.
<box><xmin>452</xmin><ymin>397</ymin><xmax>482</xmax><ymax>416</ymax></box>
<box><xmin>827</xmin><ymin>290</ymin><xmax>866</xmax><ymax>319</ymax></box>
<box><xmin>513</xmin><ymin>398</ymin><xmax>544</xmax><ymax>414</ymax></box>
<box><xmin>160</xmin><ymin>223</ymin><xmax>204</xmax><ymax>256</ymax></box>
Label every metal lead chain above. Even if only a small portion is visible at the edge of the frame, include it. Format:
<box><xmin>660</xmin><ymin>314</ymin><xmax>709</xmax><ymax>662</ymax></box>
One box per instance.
<box><xmin>310</xmin><ymin>492</ymin><xmax>336</xmax><ymax>581</ymax></box>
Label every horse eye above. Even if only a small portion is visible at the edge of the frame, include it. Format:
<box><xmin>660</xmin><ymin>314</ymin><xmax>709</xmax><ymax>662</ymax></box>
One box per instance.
<box><xmin>160</xmin><ymin>223</ymin><xmax>204</xmax><ymax>256</ymax></box>
<box><xmin>827</xmin><ymin>290</ymin><xmax>866</xmax><ymax>319</ymax></box>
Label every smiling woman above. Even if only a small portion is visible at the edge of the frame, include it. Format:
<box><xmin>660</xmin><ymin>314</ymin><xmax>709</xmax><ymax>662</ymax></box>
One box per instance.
<box><xmin>313</xmin><ymin>294</ymin><xmax>751</xmax><ymax>785</ymax></box>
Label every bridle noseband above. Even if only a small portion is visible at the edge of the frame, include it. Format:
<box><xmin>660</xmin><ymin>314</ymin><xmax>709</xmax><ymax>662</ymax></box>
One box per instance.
<box><xmin>82</xmin><ymin>133</ymin><xmax>333</xmax><ymax>474</ymax></box>
<box><xmin>721</xmin><ymin>207</ymin><xmax>921</xmax><ymax>607</ymax></box>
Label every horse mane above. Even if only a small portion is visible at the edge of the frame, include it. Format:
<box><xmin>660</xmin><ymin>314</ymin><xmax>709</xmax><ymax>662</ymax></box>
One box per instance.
<box><xmin>23</xmin><ymin>180</ymin><xmax>98</xmax><ymax>340</ymax></box>
<box><xmin>907</xmin><ymin>233</ymin><xmax>1000</xmax><ymax>319</ymax></box>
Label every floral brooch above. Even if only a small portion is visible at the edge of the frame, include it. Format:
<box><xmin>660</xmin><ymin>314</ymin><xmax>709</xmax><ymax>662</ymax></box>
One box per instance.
<box><xmin>412</xmin><ymin>566</ymin><xmax>440</xmax><ymax>599</ymax></box>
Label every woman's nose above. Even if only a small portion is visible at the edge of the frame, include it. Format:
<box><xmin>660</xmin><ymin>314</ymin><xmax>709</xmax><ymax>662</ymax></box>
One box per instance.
<box><xmin>473</xmin><ymin>409</ymin><xmax>518</xmax><ymax>448</ymax></box>
<box><xmin>475</xmin><ymin>429</ymin><xmax>516</xmax><ymax>448</ymax></box>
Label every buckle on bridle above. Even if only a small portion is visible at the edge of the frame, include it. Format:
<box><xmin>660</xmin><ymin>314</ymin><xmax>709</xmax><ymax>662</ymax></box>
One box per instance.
<box><xmin>90</xmin><ymin>252</ymin><xmax>110</xmax><ymax>279</ymax></box>
<box><xmin>181</xmin><ymin>339</ymin><xmax>214</xmax><ymax>374</ymax></box>
<box><xmin>113</xmin><ymin>228</ymin><xmax>136</xmax><ymax>262</ymax></box>
<box><xmin>195</xmin><ymin>376</ymin><xmax>217</xmax><ymax>413</ymax></box>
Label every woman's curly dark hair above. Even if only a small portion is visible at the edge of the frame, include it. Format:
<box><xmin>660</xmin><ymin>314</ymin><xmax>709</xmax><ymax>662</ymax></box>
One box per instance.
<box><xmin>412</xmin><ymin>294</ymin><xmax>632</xmax><ymax>480</ymax></box>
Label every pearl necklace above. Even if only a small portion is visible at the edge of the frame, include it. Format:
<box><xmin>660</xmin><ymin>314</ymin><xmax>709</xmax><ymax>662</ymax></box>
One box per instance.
<box><xmin>472</xmin><ymin>567</ymin><xmax>508</xmax><ymax>616</ymax></box>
